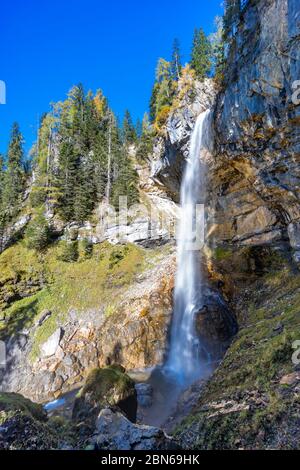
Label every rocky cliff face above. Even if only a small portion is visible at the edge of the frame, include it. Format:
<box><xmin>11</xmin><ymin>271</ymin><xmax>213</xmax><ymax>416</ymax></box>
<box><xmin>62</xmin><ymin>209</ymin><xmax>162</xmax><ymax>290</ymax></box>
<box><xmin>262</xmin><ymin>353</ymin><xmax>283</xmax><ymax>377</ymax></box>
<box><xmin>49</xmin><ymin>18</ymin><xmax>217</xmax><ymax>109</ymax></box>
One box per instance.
<box><xmin>153</xmin><ymin>0</ymin><xmax>300</xmax><ymax>449</ymax></box>
<box><xmin>212</xmin><ymin>0</ymin><xmax>300</xmax><ymax>252</ymax></box>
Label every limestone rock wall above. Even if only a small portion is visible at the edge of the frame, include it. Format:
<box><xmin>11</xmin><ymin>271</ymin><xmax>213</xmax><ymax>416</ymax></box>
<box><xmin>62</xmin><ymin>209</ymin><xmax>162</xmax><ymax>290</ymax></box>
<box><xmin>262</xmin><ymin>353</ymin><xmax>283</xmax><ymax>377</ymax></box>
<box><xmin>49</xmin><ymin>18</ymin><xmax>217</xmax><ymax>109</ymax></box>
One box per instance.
<box><xmin>211</xmin><ymin>0</ymin><xmax>300</xmax><ymax>253</ymax></box>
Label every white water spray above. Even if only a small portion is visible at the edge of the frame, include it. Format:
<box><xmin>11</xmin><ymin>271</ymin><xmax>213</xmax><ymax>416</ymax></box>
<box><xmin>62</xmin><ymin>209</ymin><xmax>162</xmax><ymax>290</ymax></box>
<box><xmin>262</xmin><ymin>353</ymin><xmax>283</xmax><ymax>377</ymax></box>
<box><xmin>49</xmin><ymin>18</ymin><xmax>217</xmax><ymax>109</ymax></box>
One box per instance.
<box><xmin>165</xmin><ymin>110</ymin><xmax>211</xmax><ymax>384</ymax></box>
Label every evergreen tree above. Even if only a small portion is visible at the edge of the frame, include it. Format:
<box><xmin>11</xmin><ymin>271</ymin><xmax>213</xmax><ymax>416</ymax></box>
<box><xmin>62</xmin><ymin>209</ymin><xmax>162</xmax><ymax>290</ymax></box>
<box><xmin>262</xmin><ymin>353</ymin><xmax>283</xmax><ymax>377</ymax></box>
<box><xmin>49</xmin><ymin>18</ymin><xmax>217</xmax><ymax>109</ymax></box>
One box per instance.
<box><xmin>191</xmin><ymin>28</ymin><xmax>212</xmax><ymax>80</ymax></box>
<box><xmin>149</xmin><ymin>59</ymin><xmax>175</xmax><ymax>125</ymax></box>
<box><xmin>2</xmin><ymin>122</ymin><xmax>25</xmax><ymax>216</ymax></box>
<box><xmin>56</xmin><ymin>141</ymin><xmax>78</xmax><ymax>221</ymax></box>
<box><xmin>122</xmin><ymin>110</ymin><xmax>137</xmax><ymax>145</ymax></box>
<box><xmin>171</xmin><ymin>38</ymin><xmax>182</xmax><ymax>80</ymax></box>
<box><xmin>149</xmin><ymin>82</ymin><xmax>160</xmax><ymax>123</ymax></box>
<box><xmin>209</xmin><ymin>16</ymin><xmax>226</xmax><ymax>84</ymax></box>
<box><xmin>111</xmin><ymin>146</ymin><xmax>139</xmax><ymax>210</ymax></box>
<box><xmin>136</xmin><ymin>113</ymin><xmax>153</xmax><ymax>161</ymax></box>
<box><xmin>0</xmin><ymin>155</ymin><xmax>4</xmax><ymax>205</ymax></box>
<box><xmin>135</xmin><ymin>118</ymin><xmax>142</xmax><ymax>139</ymax></box>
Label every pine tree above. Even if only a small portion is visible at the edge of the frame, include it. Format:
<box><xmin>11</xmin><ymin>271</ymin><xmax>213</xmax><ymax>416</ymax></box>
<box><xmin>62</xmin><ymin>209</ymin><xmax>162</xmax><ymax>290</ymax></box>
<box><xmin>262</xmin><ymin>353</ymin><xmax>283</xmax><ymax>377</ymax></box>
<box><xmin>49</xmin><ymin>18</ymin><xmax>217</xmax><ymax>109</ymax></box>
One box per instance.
<box><xmin>122</xmin><ymin>110</ymin><xmax>137</xmax><ymax>146</ymax></box>
<box><xmin>149</xmin><ymin>82</ymin><xmax>160</xmax><ymax>123</ymax></box>
<box><xmin>0</xmin><ymin>155</ymin><xmax>4</xmax><ymax>205</ymax></box>
<box><xmin>209</xmin><ymin>16</ymin><xmax>226</xmax><ymax>84</ymax></box>
<box><xmin>2</xmin><ymin>122</ymin><xmax>25</xmax><ymax>216</ymax></box>
<box><xmin>111</xmin><ymin>146</ymin><xmax>139</xmax><ymax>210</ymax></box>
<box><xmin>136</xmin><ymin>113</ymin><xmax>153</xmax><ymax>161</ymax></box>
<box><xmin>191</xmin><ymin>28</ymin><xmax>212</xmax><ymax>80</ymax></box>
<box><xmin>56</xmin><ymin>141</ymin><xmax>78</xmax><ymax>221</ymax></box>
<box><xmin>171</xmin><ymin>38</ymin><xmax>182</xmax><ymax>80</ymax></box>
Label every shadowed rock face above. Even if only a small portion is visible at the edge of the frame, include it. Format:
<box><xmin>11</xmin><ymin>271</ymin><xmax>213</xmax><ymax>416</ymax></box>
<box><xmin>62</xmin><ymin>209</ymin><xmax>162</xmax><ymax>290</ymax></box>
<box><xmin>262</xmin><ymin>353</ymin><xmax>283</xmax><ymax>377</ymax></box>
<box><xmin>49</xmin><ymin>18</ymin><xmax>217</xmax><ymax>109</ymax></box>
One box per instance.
<box><xmin>211</xmin><ymin>0</ymin><xmax>300</xmax><ymax>251</ymax></box>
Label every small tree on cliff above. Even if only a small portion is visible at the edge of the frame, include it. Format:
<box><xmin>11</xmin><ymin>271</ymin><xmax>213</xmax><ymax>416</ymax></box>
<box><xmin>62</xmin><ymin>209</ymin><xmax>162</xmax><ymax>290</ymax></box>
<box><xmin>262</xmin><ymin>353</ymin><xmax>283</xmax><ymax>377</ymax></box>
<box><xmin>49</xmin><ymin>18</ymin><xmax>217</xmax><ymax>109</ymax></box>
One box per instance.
<box><xmin>191</xmin><ymin>28</ymin><xmax>212</xmax><ymax>81</ymax></box>
<box><xmin>171</xmin><ymin>38</ymin><xmax>182</xmax><ymax>81</ymax></box>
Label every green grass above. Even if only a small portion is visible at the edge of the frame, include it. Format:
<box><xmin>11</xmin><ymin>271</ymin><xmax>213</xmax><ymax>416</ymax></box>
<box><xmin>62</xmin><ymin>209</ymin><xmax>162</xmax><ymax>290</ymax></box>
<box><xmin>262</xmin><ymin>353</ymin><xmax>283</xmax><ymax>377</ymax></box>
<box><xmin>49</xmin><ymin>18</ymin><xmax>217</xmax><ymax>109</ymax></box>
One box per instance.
<box><xmin>0</xmin><ymin>240</ymin><xmax>161</xmax><ymax>360</ymax></box>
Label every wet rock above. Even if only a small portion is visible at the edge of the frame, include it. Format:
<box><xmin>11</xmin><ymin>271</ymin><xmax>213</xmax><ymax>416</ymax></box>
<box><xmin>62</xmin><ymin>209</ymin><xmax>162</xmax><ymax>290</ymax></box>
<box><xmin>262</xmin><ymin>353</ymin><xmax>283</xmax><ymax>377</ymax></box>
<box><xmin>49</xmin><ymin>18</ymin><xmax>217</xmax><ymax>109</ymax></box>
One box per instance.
<box><xmin>92</xmin><ymin>408</ymin><xmax>179</xmax><ymax>450</ymax></box>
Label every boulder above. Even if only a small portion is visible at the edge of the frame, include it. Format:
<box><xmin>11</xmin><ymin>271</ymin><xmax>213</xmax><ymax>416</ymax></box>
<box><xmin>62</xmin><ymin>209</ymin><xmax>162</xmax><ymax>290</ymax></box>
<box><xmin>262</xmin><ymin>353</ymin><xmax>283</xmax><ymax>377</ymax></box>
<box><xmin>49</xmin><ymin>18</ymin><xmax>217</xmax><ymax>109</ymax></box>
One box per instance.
<box><xmin>41</xmin><ymin>328</ymin><xmax>63</xmax><ymax>358</ymax></box>
<box><xmin>72</xmin><ymin>365</ymin><xmax>137</xmax><ymax>424</ymax></box>
<box><xmin>92</xmin><ymin>408</ymin><xmax>179</xmax><ymax>450</ymax></box>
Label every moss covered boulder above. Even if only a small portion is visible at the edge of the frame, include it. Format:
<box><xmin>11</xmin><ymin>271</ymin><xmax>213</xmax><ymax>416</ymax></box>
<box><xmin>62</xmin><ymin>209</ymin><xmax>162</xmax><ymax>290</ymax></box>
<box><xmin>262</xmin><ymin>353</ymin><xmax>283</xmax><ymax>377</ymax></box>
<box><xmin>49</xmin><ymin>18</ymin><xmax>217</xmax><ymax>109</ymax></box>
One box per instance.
<box><xmin>0</xmin><ymin>392</ymin><xmax>47</xmax><ymax>421</ymax></box>
<box><xmin>72</xmin><ymin>365</ymin><xmax>137</xmax><ymax>424</ymax></box>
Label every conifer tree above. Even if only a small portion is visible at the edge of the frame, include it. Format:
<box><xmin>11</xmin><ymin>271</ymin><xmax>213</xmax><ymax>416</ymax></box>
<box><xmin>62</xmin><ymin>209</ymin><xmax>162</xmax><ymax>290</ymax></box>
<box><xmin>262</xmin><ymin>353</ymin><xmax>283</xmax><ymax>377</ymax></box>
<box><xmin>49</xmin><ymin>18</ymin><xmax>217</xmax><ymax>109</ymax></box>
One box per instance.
<box><xmin>171</xmin><ymin>38</ymin><xmax>182</xmax><ymax>81</ymax></box>
<box><xmin>122</xmin><ymin>110</ymin><xmax>137</xmax><ymax>145</ymax></box>
<box><xmin>191</xmin><ymin>28</ymin><xmax>212</xmax><ymax>80</ymax></box>
<box><xmin>0</xmin><ymin>155</ymin><xmax>4</xmax><ymax>205</ymax></box>
<box><xmin>209</xmin><ymin>16</ymin><xmax>226</xmax><ymax>84</ymax></box>
<box><xmin>111</xmin><ymin>146</ymin><xmax>139</xmax><ymax>210</ymax></box>
<box><xmin>136</xmin><ymin>113</ymin><xmax>153</xmax><ymax>161</ymax></box>
<box><xmin>56</xmin><ymin>141</ymin><xmax>78</xmax><ymax>221</ymax></box>
<box><xmin>2</xmin><ymin>122</ymin><xmax>25</xmax><ymax>216</ymax></box>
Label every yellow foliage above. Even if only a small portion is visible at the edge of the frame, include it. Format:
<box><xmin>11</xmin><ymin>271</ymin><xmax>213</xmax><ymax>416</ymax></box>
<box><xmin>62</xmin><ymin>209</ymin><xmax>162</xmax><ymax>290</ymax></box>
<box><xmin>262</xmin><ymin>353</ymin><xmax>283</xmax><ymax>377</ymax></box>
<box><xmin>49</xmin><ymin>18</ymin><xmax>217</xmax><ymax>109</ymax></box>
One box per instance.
<box><xmin>94</xmin><ymin>90</ymin><xmax>106</xmax><ymax>117</ymax></box>
<box><xmin>154</xmin><ymin>105</ymin><xmax>171</xmax><ymax>133</ymax></box>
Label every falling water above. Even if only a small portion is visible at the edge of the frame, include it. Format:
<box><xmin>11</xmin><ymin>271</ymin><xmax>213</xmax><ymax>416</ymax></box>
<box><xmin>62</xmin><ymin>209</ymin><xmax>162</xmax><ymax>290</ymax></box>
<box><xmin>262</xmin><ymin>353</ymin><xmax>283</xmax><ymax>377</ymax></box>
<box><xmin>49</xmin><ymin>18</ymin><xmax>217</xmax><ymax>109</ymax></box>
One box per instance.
<box><xmin>165</xmin><ymin>109</ymin><xmax>211</xmax><ymax>385</ymax></box>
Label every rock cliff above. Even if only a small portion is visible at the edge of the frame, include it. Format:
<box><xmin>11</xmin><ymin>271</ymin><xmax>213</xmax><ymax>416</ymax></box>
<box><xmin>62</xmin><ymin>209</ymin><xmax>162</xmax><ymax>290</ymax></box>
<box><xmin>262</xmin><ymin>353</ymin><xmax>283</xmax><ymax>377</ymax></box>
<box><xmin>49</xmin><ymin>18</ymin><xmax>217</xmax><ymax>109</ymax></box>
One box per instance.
<box><xmin>150</xmin><ymin>0</ymin><xmax>300</xmax><ymax>449</ymax></box>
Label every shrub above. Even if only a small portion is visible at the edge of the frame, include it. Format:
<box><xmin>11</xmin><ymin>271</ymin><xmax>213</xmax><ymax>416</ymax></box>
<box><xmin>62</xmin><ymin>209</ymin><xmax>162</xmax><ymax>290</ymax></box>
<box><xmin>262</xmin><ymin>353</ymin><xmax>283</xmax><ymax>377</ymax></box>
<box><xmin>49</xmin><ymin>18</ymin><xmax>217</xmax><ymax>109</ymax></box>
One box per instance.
<box><xmin>154</xmin><ymin>105</ymin><xmax>171</xmax><ymax>132</ymax></box>
<box><xmin>81</xmin><ymin>239</ymin><xmax>93</xmax><ymax>259</ymax></box>
<box><xmin>57</xmin><ymin>241</ymin><xmax>79</xmax><ymax>263</ymax></box>
<box><xmin>25</xmin><ymin>215</ymin><xmax>51</xmax><ymax>251</ymax></box>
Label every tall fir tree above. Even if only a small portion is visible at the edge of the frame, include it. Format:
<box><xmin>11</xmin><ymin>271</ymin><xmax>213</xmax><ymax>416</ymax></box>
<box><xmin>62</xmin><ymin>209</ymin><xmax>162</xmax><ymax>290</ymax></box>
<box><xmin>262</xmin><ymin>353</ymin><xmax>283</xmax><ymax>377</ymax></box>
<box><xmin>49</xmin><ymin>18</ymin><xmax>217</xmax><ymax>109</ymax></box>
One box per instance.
<box><xmin>136</xmin><ymin>113</ymin><xmax>153</xmax><ymax>161</ymax></box>
<box><xmin>122</xmin><ymin>110</ymin><xmax>137</xmax><ymax>145</ymax></box>
<box><xmin>209</xmin><ymin>16</ymin><xmax>226</xmax><ymax>85</ymax></box>
<box><xmin>2</xmin><ymin>122</ymin><xmax>25</xmax><ymax>216</ymax></box>
<box><xmin>171</xmin><ymin>38</ymin><xmax>182</xmax><ymax>81</ymax></box>
<box><xmin>191</xmin><ymin>28</ymin><xmax>212</xmax><ymax>80</ymax></box>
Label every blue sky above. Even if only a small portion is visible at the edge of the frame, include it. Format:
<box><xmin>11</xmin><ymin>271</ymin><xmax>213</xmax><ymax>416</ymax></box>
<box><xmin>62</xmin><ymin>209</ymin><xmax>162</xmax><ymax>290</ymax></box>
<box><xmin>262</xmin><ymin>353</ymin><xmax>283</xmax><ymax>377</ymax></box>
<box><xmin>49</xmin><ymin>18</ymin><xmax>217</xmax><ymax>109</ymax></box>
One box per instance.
<box><xmin>0</xmin><ymin>0</ymin><xmax>223</xmax><ymax>155</ymax></box>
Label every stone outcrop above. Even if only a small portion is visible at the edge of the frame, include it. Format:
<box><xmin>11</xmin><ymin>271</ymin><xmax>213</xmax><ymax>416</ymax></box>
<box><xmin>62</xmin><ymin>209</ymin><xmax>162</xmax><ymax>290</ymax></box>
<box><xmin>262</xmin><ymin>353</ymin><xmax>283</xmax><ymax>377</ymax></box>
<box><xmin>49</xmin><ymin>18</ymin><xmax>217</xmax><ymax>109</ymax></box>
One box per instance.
<box><xmin>91</xmin><ymin>408</ymin><xmax>179</xmax><ymax>450</ymax></box>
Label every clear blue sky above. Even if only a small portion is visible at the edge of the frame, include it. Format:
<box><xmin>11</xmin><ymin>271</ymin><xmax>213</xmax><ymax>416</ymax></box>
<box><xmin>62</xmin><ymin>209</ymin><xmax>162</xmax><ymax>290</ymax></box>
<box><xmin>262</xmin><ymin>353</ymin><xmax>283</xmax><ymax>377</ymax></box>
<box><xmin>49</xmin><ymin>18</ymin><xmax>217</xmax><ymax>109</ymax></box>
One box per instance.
<box><xmin>0</xmin><ymin>0</ymin><xmax>223</xmax><ymax>156</ymax></box>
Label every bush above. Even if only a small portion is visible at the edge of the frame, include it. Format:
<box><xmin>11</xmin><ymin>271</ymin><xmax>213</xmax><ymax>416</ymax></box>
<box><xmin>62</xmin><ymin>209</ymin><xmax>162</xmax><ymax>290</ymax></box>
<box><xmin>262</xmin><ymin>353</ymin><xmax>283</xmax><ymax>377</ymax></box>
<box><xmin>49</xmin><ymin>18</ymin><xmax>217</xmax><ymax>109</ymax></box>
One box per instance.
<box><xmin>81</xmin><ymin>239</ymin><xmax>93</xmax><ymax>259</ymax></box>
<box><xmin>154</xmin><ymin>105</ymin><xmax>171</xmax><ymax>132</ymax></box>
<box><xmin>57</xmin><ymin>241</ymin><xmax>79</xmax><ymax>263</ymax></box>
<box><xmin>25</xmin><ymin>215</ymin><xmax>51</xmax><ymax>251</ymax></box>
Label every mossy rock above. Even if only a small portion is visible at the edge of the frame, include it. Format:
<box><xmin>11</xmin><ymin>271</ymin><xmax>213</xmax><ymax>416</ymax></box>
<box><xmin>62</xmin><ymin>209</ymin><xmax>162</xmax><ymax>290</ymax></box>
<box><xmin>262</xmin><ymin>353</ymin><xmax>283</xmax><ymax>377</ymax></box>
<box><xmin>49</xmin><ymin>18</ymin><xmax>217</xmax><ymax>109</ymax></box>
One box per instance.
<box><xmin>0</xmin><ymin>392</ymin><xmax>47</xmax><ymax>423</ymax></box>
<box><xmin>0</xmin><ymin>392</ymin><xmax>61</xmax><ymax>450</ymax></box>
<box><xmin>72</xmin><ymin>365</ymin><xmax>137</xmax><ymax>424</ymax></box>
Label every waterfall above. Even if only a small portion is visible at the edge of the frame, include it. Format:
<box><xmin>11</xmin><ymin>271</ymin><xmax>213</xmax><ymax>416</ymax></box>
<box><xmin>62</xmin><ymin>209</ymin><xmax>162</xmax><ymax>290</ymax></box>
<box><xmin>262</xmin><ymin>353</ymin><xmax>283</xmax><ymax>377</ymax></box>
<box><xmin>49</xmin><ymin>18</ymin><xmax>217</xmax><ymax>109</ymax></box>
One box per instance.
<box><xmin>165</xmin><ymin>109</ymin><xmax>211</xmax><ymax>385</ymax></box>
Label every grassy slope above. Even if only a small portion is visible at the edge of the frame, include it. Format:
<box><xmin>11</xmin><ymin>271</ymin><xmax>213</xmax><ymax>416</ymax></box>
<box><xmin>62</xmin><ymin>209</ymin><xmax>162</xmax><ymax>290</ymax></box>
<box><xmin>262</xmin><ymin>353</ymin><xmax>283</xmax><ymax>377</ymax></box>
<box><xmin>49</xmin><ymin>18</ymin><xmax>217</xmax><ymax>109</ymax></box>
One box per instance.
<box><xmin>0</xmin><ymin>240</ymin><xmax>161</xmax><ymax>359</ymax></box>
